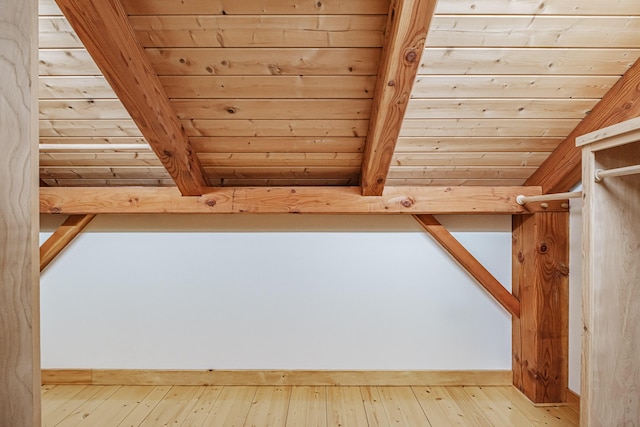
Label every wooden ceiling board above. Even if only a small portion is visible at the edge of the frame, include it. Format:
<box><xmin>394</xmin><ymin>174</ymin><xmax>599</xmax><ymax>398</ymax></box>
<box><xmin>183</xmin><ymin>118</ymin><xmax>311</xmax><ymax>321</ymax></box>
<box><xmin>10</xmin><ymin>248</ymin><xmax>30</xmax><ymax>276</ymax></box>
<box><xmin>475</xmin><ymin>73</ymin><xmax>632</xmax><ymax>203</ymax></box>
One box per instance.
<box><xmin>182</xmin><ymin>119</ymin><xmax>370</xmax><ymax>138</ymax></box>
<box><xmin>119</xmin><ymin>0</ymin><xmax>391</xmax><ymax>15</ymax></box>
<box><xmin>129</xmin><ymin>15</ymin><xmax>387</xmax><ymax>48</ymax></box>
<box><xmin>434</xmin><ymin>0</ymin><xmax>640</xmax><ymax>16</ymax></box>
<box><xmin>392</xmin><ymin>0</ymin><xmax>640</xmax><ymax>188</ymax></box>
<box><xmin>145</xmin><ymin>47</ymin><xmax>382</xmax><ymax>76</ymax></box>
<box><xmin>159</xmin><ymin>75</ymin><xmax>377</xmax><ymax>99</ymax></box>
<box><xmin>411</xmin><ymin>75</ymin><xmax>618</xmax><ymax>99</ymax></box>
<box><xmin>395</xmin><ymin>137</ymin><xmax>562</xmax><ymax>153</ymax></box>
<box><xmin>37</xmin><ymin>0</ymin><xmax>640</xmax><ymax>197</ymax></box>
<box><xmin>191</xmin><ymin>137</ymin><xmax>365</xmax><ymax>153</ymax></box>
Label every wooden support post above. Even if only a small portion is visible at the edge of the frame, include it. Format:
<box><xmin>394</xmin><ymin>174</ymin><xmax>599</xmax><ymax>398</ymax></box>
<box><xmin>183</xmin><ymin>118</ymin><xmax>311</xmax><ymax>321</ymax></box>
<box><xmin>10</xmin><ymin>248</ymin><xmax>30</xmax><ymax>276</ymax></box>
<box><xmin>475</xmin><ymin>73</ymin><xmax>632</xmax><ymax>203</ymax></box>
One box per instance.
<box><xmin>0</xmin><ymin>0</ymin><xmax>41</xmax><ymax>424</ymax></box>
<box><xmin>512</xmin><ymin>212</ymin><xmax>569</xmax><ymax>404</ymax></box>
<box><xmin>41</xmin><ymin>215</ymin><xmax>96</xmax><ymax>271</ymax></box>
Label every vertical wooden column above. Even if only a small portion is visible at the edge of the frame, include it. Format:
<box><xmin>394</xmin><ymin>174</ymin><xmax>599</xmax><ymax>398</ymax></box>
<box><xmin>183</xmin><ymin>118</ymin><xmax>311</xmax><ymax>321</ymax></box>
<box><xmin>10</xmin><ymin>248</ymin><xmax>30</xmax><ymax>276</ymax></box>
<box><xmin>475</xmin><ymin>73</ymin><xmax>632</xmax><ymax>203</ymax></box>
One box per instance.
<box><xmin>512</xmin><ymin>212</ymin><xmax>569</xmax><ymax>404</ymax></box>
<box><xmin>0</xmin><ymin>0</ymin><xmax>41</xmax><ymax>425</ymax></box>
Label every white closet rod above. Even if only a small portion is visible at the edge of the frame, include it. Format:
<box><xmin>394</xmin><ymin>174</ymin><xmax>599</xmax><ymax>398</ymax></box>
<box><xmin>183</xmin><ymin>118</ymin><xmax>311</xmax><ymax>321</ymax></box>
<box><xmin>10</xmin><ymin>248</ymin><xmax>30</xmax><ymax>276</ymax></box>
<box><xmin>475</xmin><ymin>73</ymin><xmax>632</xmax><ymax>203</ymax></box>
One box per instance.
<box><xmin>516</xmin><ymin>191</ymin><xmax>582</xmax><ymax>206</ymax></box>
<box><xmin>594</xmin><ymin>164</ymin><xmax>640</xmax><ymax>182</ymax></box>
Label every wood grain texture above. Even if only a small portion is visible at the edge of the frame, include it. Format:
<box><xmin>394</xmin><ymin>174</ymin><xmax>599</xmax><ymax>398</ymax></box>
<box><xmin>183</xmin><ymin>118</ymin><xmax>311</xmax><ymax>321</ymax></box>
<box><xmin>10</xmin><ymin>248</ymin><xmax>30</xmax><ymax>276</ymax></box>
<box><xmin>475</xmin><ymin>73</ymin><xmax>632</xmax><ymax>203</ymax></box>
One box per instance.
<box><xmin>146</xmin><ymin>47</ymin><xmax>381</xmax><ymax>76</ymax></box>
<box><xmin>159</xmin><ymin>75</ymin><xmax>377</xmax><ymax>99</ymax></box>
<box><xmin>361</xmin><ymin>0</ymin><xmax>437</xmax><ymax>195</ymax></box>
<box><xmin>40</xmin><ymin>214</ymin><xmax>95</xmax><ymax>271</ymax></box>
<box><xmin>411</xmin><ymin>75</ymin><xmax>617</xmax><ymax>99</ymax></box>
<box><xmin>39</xmin><ymin>185</ymin><xmax>542</xmax><ymax>215</ymax></box>
<box><xmin>581</xmin><ymin>134</ymin><xmax>640</xmax><ymax>427</ymax></box>
<box><xmin>0</xmin><ymin>0</ymin><xmax>40</xmax><ymax>425</ymax></box>
<box><xmin>130</xmin><ymin>15</ymin><xmax>387</xmax><ymax>48</ymax></box>
<box><xmin>120</xmin><ymin>0</ymin><xmax>391</xmax><ymax>15</ymax></box>
<box><xmin>42</xmin><ymin>369</ymin><xmax>512</xmax><ymax>386</ymax></box>
<box><xmin>526</xmin><ymin>57</ymin><xmax>640</xmax><ymax>193</ymax></box>
<box><xmin>420</xmin><ymin>48</ymin><xmax>639</xmax><ymax>75</ymax></box>
<box><xmin>54</xmin><ymin>0</ymin><xmax>208</xmax><ymax>195</ymax></box>
<box><xmin>40</xmin><ymin>384</ymin><xmax>580</xmax><ymax>427</ymax></box>
<box><xmin>512</xmin><ymin>212</ymin><xmax>569</xmax><ymax>404</ymax></box>
<box><xmin>434</xmin><ymin>0</ymin><xmax>640</xmax><ymax>15</ymax></box>
<box><xmin>414</xmin><ymin>214</ymin><xmax>520</xmax><ymax>317</ymax></box>
<box><xmin>427</xmin><ymin>16</ymin><xmax>640</xmax><ymax>48</ymax></box>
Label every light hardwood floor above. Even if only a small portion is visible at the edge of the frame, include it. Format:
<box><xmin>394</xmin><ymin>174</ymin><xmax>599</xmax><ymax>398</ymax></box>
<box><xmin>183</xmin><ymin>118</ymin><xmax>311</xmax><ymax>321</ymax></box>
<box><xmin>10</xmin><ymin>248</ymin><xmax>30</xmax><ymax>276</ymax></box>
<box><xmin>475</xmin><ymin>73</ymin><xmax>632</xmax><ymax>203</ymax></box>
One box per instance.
<box><xmin>42</xmin><ymin>385</ymin><xmax>579</xmax><ymax>426</ymax></box>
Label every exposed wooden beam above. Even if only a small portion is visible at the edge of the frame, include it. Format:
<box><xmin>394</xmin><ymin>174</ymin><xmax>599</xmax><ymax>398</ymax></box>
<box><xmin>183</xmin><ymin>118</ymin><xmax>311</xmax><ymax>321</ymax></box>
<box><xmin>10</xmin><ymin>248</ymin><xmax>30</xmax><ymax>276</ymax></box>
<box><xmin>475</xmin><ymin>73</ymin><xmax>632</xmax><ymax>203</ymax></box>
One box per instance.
<box><xmin>39</xmin><ymin>186</ymin><xmax>550</xmax><ymax>215</ymax></box>
<box><xmin>40</xmin><ymin>214</ymin><xmax>96</xmax><ymax>272</ymax></box>
<box><xmin>54</xmin><ymin>0</ymin><xmax>208</xmax><ymax>196</ymax></box>
<box><xmin>413</xmin><ymin>215</ymin><xmax>520</xmax><ymax>318</ymax></box>
<box><xmin>526</xmin><ymin>57</ymin><xmax>640</xmax><ymax>193</ymax></box>
<box><xmin>512</xmin><ymin>213</ymin><xmax>569</xmax><ymax>404</ymax></box>
<box><xmin>361</xmin><ymin>0</ymin><xmax>437</xmax><ymax>196</ymax></box>
<box><xmin>0</xmin><ymin>0</ymin><xmax>40</xmax><ymax>423</ymax></box>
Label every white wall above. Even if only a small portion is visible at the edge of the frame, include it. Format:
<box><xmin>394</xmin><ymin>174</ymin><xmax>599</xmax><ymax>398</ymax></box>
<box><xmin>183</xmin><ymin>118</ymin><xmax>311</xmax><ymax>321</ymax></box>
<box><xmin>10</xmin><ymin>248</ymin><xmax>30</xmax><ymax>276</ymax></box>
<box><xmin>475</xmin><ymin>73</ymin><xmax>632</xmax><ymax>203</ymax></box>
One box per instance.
<box><xmin>40</xmin><ymin>214</ymin><xmax>513</xmax><ymax>370</ymax></box>
<box><xmin>568</xmin><ymin>187</ymin><xmax>583</xmax><ymax>394</ymax></box>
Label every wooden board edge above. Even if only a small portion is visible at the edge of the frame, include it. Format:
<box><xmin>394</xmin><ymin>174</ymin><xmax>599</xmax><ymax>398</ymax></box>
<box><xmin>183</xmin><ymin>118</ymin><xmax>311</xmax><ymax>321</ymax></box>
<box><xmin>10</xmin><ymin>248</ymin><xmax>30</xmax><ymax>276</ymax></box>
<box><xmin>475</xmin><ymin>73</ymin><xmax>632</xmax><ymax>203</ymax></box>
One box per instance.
<box><xmin>41</xmin><ymin>369</ymin><xmax>512</xmax><ymax>387</ymax></box>
<box><xmin>566</xmin><ymin>388</ymin><xmax>580</xmax><ymax>413</ymax></box>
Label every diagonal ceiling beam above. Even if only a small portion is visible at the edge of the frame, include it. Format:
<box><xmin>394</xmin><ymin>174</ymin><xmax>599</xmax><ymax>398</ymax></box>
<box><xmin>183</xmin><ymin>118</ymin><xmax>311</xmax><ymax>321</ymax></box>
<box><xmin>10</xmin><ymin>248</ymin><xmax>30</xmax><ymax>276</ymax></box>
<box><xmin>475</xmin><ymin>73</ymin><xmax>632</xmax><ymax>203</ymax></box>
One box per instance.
<box><xmin>413</xmin><ymin>214</ymin><xmax>520</xmax><ymax>318</ymax></box>
<box><xmin>55</xmin><ymin>0</ymin><xmax>208</xmax><ymax>196</ymax></box>
<box><xmin>40</xmin><ymin>214</ymin><xmax>95</xmax><ymax>272</ymax></box>
<box><xmin>361</xmin><ymin>0</ymin><xmax>437</xmax><ymax>196</ymax></box>
<box><xmin>526</xmin><ymin>57</ymin><xmax>640</xmax><ymax>193</ymax></box>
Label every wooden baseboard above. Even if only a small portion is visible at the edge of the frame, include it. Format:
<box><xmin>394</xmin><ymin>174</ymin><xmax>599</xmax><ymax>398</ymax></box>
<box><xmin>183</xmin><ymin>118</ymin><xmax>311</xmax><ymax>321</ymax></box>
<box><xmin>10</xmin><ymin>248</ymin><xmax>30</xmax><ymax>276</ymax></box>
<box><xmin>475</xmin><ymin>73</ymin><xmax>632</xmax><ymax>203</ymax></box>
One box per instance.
<box><xmin>566</xmin><ymin>388</ymin><xmax>580</xmax><ymax>413</ymax></box>
<box><xmin>41</xmin><ymin>369</ymin><xmax>512</xmax><ymax>387</ymax></box>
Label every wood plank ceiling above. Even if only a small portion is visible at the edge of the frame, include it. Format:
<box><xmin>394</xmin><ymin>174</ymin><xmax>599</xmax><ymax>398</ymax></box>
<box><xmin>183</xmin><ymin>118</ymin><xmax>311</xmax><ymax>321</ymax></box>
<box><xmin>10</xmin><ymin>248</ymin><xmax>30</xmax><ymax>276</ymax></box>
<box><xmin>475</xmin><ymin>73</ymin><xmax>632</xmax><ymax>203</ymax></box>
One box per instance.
<box><xmin>38</xmin><ymin>0</ymin><xmax>640</xmax><ymax>191</ymax></box>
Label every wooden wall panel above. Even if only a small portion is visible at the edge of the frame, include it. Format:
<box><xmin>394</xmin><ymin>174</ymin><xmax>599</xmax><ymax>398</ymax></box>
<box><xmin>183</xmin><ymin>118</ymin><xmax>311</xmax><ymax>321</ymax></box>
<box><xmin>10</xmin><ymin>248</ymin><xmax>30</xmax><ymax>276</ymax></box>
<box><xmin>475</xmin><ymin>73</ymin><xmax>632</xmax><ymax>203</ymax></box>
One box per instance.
<box><xmin>580</xmin><ymin>129</ymin><xmax>640</xmax><ymax>426</ymax></box>
<box><xmin>0</xmin><ymin>0</ymin><xmax>40</xmax><ymax>424</ymax></box>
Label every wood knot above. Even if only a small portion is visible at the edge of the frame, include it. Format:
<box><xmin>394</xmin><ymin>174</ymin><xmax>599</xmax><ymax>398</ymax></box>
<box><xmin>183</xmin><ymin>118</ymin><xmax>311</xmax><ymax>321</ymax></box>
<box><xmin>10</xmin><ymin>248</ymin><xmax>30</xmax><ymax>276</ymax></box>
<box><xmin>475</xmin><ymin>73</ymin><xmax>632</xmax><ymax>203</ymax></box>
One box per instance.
<box><xmin>205</xmin><ymin>199</ymin><xmax>216</xmax><ymax>207</ymax></box>
<box><xmin>400</xmin><ymin>198</ymin><xmax>415</xmax><ymax>208</ymax></box>
<box><xmin>50</xmin><ymin>206</ymin><xmax>61</xmax><ymax>214</ymax></box>
<box><xmin>387</xmin><ymin>80</ymin><xmax>396</xmax><ymax>87</ymax></box>
<box><xmin>539</xmin><ymin>243</ymin><xmax>548</xmax><ymax>254</ymax></box>
<box><xmin>226</xmin><ymin>107</ymin><xmax>237</xmax><ymax>114</ymax></box>
<box><xmin>376</xmin><ymin>177</ymin><xmax>384</xmax><ymax>184</ymax></box>
<box><xmin>517</xmin><ymin>251</ymin><xmax>524</xmax><ymax>262</ymax></box>
<box><xmin>405</xmin><ymin>50</ymin><xmax>418</xmax><ymax>63</ymax></box>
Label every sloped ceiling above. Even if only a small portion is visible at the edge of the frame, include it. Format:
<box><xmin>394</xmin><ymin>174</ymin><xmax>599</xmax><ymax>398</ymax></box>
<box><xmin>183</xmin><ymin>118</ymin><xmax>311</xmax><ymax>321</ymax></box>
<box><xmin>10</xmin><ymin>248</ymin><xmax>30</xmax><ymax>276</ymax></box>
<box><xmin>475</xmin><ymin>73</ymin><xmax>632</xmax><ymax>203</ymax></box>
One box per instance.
<box><xmin>38</xmin><ymin>0</ymin><xmax>640</xmax><ymax>201</ymax></box>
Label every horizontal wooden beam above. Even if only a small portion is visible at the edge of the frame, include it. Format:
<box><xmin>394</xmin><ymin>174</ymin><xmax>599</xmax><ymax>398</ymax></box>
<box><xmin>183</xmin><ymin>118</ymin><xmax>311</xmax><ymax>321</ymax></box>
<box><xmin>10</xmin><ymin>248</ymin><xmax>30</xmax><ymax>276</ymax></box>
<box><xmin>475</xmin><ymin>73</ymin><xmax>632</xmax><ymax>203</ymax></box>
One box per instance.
<box><xmin>413</xmin><ymin>214</ymin><xmax>520</xmax><ymax>318</ymax></box>
<box><xmin>39</xmin><ymin>186</ymin><xmax>551</xmax><ymax>215</ymax></box>
<box><xmin>40</xmin><ymin>214</ymin><xmax>95</xmax><ymax>271</ymax></box>
<box><xmin>54</xmin><ymin>0</ymin><xmax>208</xmax><ymax>196</ymax></box>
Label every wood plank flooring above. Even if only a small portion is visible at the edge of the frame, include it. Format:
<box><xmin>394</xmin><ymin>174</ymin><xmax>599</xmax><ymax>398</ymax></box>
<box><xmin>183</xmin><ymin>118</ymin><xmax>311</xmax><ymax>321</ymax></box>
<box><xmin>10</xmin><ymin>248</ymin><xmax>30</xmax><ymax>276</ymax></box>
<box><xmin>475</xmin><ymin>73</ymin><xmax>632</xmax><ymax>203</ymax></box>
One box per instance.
<box><xmin>41</xmin><ymin>385</ymin><xmax>579</xmax><ymax>426</ymax></box>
